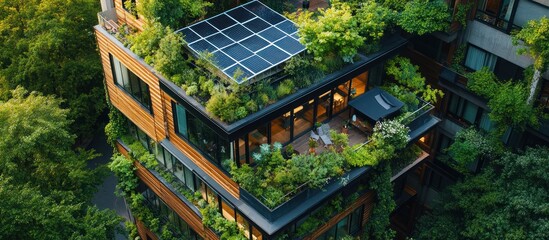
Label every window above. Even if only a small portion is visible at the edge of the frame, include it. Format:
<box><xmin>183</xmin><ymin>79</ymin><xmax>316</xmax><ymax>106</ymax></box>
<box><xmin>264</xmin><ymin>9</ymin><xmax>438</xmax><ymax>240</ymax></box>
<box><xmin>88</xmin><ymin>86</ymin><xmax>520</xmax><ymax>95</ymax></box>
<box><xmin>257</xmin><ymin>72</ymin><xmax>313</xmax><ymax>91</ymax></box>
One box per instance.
<box><xmin>121</xmin><ymin>0</ymin><xmax>138</xmax><ymax>18</ymax></box>
<box><xmin>155</xmin><ymin>145</ymin><xmax>200</xmax><ymax>193</ymax></box>
<box><xmin>174</xmin><ymin>103</ymin><xmax>231</xmax><ymax>171</ymax></box>
<box><xmin>447</xmin><ymin>93</ymin><xmax>494</xmax><ymax>131</ymax></box>
<box><xmin>464</xmin><ymin>45</ymin><xmax>497</xmax><ymax>71</ymax></box>
<box><xmin>317</xmin><ymin>206</ymin><xmax>363</xmax><ymax>240</ymax></box>
<box><xmin>127</xmin><ymin>120</ymin><xmax>152</xmax><ymax>152</ymax></box>
<box><xmin>475</xmin><ymin>0</ymin><xmax>518</xmax><ymax>31</ymax></box>
<box><xmin>110</xmin><ymin>54</ymin><xmax>152</xmax><ymax>111</ymax></box>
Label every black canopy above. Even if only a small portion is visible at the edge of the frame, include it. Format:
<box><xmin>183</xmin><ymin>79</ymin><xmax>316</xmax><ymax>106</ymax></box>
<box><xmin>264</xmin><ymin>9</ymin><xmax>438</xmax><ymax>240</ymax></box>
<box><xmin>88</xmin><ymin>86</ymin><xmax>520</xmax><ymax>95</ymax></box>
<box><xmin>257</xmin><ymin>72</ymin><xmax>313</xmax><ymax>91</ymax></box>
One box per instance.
<box><xmin>349</xmin><ymin>87</ymin><xmax>404</xmax><ymax>122</ymax></box>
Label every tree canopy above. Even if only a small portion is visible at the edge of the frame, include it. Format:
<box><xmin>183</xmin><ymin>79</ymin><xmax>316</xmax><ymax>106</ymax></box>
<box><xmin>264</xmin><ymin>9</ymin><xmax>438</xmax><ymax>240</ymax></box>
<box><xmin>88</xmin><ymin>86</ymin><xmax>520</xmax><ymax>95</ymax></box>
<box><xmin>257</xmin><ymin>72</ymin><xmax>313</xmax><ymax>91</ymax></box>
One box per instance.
<box><xmin>0</xmin><ymin>87</ymin><xmax>121</xmax><ymax>239</ymax></box>
<box><xmin>0</xmin><ymin>0</ymin><xmax>106</xmax><ymax>138</ymax></box>
<box><xmin>415</xmin><ymin>146</ymin><xmax>549</xmax><ymax>240</ymax></box>
<box><xmin>397</xmin><ymin>0</ymin><xmax>451</xmax><ymax>35</ymax></box>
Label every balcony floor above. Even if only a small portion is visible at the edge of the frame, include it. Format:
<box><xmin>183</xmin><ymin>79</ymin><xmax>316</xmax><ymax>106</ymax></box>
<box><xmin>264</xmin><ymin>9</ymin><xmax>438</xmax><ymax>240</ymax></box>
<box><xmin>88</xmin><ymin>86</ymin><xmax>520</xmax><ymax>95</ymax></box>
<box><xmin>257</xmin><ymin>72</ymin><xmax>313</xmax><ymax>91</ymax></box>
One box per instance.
<box><xmin>291</xmin><ymin>110</ymin><xmax>369</xmax><ymax>155</ymax></box>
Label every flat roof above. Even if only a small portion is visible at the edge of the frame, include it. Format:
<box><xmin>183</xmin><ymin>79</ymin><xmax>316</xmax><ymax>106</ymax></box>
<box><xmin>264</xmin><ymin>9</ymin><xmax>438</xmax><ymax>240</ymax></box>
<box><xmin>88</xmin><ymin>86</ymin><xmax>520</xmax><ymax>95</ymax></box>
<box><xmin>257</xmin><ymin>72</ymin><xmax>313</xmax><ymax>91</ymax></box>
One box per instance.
<box><xmin>177</xmin><ymin>0</ymin><xmax>305</xmax><ymax>83</ymax></box>
<box><xmin>348</xmin><ymin>87</ymin><xmax>404</xmax><ymax>122</ymax></box>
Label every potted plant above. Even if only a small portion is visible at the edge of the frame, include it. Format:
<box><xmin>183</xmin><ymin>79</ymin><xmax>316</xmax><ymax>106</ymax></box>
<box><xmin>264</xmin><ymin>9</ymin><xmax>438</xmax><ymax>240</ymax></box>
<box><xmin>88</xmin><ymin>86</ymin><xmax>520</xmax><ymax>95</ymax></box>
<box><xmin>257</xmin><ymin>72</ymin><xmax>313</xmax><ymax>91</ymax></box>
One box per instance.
<box><xmin>308</xmin><ymin>138</ymin><xmax>318</xmax><ymax>154</ymax></box>
<box><xmin>341</xmin><ymin>119</ymin><xmax>351</xmax><ymax>134</ymax></box>
<box><xmin>283</xmin><ymin>144</ymin><xmax>296</xmax><ymax>159</ymax></box>
<box><xmin>314</xmin><ymin>121</ymin><xmax>322</xmax><ymax>133</ymax></box>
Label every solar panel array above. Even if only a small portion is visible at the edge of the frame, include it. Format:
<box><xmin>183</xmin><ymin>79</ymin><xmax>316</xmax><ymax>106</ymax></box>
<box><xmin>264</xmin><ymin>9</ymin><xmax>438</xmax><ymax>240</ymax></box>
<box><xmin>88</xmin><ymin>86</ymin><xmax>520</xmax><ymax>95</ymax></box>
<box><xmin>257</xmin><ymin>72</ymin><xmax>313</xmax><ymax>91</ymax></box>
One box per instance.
<box><xmin>177</xmin><ymin>0</ymin><xmax>305</xmax><ymax>83</ymax></box>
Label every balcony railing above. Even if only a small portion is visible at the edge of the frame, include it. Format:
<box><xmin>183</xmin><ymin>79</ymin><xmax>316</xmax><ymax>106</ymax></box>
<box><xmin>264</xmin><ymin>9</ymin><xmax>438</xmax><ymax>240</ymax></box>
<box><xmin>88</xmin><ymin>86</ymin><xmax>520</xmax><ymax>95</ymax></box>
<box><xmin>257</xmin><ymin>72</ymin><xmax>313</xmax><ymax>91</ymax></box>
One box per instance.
<box><xmin>475</xmin><ymin>9</ymin><xmax>520</xmax><ymax>33</ymax></box>
<box><xmin>98</xmin><ymin>8</ymin><xmax>119</xmax><ymax>33</ymax></box>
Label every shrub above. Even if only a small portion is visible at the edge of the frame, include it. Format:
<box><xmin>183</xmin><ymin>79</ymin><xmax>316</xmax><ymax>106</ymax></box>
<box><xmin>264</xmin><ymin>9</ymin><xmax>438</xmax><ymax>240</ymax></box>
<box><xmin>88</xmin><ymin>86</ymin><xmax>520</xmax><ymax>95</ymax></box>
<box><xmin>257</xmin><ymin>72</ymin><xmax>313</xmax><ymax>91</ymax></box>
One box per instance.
<box><xmin>153</xmin><ymin>29</ymin><xmax>187</xmax><ymax>78</ymax></box>
<box><xmin>398</xmin><ymin>0</ymin><xmax>451</xmax><ymax>35</ymax></box>
<box><xmin>128</xmin><ymin>22</ymin><xmax>167</xmax><ymax>64</ymax></box>
<box><xmin>138</xmin><ymin>0</ymin><xmax>211</xmax><ymax>29</ymax></box>
<box><xmin>276</xmin><ymin>79</ymin><xmax>295</xmax><ymax>98</ymax></box>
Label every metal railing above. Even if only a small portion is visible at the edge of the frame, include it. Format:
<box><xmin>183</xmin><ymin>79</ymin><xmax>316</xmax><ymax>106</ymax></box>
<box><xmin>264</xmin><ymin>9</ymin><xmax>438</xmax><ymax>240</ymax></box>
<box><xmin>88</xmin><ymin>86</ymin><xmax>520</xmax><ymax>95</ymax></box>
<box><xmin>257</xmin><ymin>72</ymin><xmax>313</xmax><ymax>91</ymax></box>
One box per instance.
<box><xmin>97</xmin><ymin>9</ymin><xmax>119</xmax><ymax>33</ymax></box>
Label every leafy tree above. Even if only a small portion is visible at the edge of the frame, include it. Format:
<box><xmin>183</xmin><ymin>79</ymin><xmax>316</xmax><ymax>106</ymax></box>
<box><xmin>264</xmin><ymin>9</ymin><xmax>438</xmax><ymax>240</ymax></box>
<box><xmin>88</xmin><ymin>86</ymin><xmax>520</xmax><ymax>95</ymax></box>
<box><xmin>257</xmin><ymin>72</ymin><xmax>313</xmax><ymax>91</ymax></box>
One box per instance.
<box><xmin>446</xmin><ymin>128</ymin><xmax>500</xmax><ymax>173</ymax></box>
<box><xmin>398</xmin><ymin>0</ymin><xmax>451</xmax><ymax>35</ymax></box>
<box><xmin>467</xmin><ymin>67</ymin><xmax>539</xmax><ymax>135</ymax></box>
<box><xmin>291</xmin><ymin>3</ymin><xmax>364</xmax><ymax>64</ymax></box>
<box><xmin>128</xmin><ymin>21</ymin><xmax>168</xmax><ymax>64</ymax></box>
<box><xmin>138</xmin><ymin>0</ymin><xmax>211</xmax><ymax>29</ymax></box>
<box><xmin>415</xmin><ymin>147</ymin><xmax>549</xmax><ymax>240</ymax></box>
<box><xmin>385</xmin><ymin>56</ymin><xmax>444</xmax><ymax>104</ymax></box>
<box><xmin>512</xmin><ymin>16</ymin><xmax>549</xmax><ymax>104</ymax></box>
<box><xmin>0</xmin><ymin>87</ymin><xmax>121</xmax><ymax>239</ymax></box>
<box><xmin>0</xmin><ymin>0</ymin><xmax>106</xmax><ymax>138</ymax></box>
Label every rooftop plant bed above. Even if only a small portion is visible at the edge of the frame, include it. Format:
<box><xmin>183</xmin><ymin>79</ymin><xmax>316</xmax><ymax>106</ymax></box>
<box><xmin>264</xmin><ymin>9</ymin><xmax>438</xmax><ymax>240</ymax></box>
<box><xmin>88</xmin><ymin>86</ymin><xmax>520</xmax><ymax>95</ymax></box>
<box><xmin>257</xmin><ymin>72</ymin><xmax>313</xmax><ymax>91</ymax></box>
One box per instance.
<box><xmin>231</xmin><ymin>117</ymin><xmax>411</xmax><ymax>209</ymax></box>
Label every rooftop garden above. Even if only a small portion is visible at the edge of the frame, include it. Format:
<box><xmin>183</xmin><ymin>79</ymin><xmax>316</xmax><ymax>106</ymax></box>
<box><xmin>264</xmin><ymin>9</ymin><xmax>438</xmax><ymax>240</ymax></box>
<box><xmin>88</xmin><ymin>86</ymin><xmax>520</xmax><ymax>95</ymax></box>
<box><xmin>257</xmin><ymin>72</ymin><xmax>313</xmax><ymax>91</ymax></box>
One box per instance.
<box><xmin>102</xmin><ymin>0</ymin><xmax>452</xmax><ymax>123</ymax></box>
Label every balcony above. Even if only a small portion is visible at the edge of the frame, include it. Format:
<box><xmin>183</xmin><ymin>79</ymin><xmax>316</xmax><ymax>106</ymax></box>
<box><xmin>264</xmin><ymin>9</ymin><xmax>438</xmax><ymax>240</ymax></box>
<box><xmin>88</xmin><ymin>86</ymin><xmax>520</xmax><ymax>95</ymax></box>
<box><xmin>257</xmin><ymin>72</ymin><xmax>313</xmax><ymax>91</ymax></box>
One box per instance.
<box><xmin>97</xmin><ymin>9</ymin><xmax>119</xmax><ymax>34</ymax></box>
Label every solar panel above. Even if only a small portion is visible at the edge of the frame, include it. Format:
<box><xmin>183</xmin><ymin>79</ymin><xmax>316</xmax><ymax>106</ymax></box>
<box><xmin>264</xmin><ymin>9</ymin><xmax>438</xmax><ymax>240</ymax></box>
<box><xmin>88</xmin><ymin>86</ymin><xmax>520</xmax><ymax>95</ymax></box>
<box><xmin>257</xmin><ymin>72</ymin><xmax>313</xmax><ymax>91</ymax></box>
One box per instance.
<box><xmin>276</xmin><ymin>20</ymin><xmax>298</xmax><ymax>35</ymax></box>
<box><xmin>274</xmin><ymin>36</ymin><xmax>305</xmax><ymax>55</ymax></box>
<box><xmin>189</xmin><ymin>40</ymin><xmax>217</xmax><ymax>53</ymax></box>
<box><xmin>190</xmin><ymin>22</ymin><xmax>217</xmax><ymax>38</ymax></box>
<box><xmin>224</xmin><ymin>64</ymin><xmax>253</xmax><ymax>83</ymax></box>
<box><xmin>240</xmin><ymin>35</ymin><xmax>269</xmax><ymax>52</ymax></box>
<box><xmin>208</xmin><ymin>14</ymin><xmax>236</xmax><ymax>30</ymax></box>
<box><xmin>241</xmin><ymin>55</ymin><xmax>271</xmax><ymax>73</ymax></box>
<box><xmin>223</xmin><ymin>24</ymin><xmax>253</xmax><ymax>42</ymax></box>
<box><xmin>257</xmin><ymin>45</ymin><xmax>290</xmax><ymax>64</ymax></box>
<box><xmin>259</xmin><ymin>27</ymin><xmax>285</xmax><ymax>42</ymax></box>
<box><xmin>244</xmin><ymin>18</ymin><xmax>270</xmax><ymax>33</ymax></box>
<box><xmin>180</xmin><ymin>28</ymin><xmax>200</xmax><ymax>43</ymax></box>
<box><xmin>206</xmin><ymin>33</ymin><xmax>233</xmax><ymax>49</ymax></box>
<box><xmin>212</xmin><ymin>51</ymin><xmax>236</xmax><ymax>69</ymax></box>
<box><xmin>221</xmin><ymin>43</ymin><xmax>253</xmax><ymax>61</ymax></box>
<box><xmin>178</xmin><ymin>0</ymin><xmax>306</xmax><ymax>83</ymax></box>
<box><xmin>226</xmin><ymin>7</ymin><xmax>255</xmax><ymax>23</ymax></box>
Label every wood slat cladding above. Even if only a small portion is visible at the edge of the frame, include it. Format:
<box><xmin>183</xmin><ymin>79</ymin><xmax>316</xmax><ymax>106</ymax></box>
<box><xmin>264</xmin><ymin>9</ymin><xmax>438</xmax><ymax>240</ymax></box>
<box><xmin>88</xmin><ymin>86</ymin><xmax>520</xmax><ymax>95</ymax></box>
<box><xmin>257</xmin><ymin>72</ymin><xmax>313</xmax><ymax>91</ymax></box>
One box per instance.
<box><xmin>305</xmin><ymin>191</ymin><xmax>375</xmax><ymax>240</ymax></box>
<box><xmin>95</xmin><ymin>27</ymin><xmax>166</xmax><ymax>142</ymax></box>
<box><xmin>117</xmin><ymin>142</ymin><xmax>220</xmax><ymax>240</ymax></box>
<box><xmin>133</xmin><ymin>160</ymin><xmax>210</xmax><ymax>238</ymax></box>
<box><xmin>136</xmin><ymin>219</ymin><xmax>158</xmax><ymax>240</ymax></box>
<box><xmin>162</xmin><ymin>92</ymin><xmax>240</xmax><ymax>198</ymax></box>
<box><xmin>114</xmin><ymin>0</ymin><xmax>145</xmax><ymax>31</ymax></box>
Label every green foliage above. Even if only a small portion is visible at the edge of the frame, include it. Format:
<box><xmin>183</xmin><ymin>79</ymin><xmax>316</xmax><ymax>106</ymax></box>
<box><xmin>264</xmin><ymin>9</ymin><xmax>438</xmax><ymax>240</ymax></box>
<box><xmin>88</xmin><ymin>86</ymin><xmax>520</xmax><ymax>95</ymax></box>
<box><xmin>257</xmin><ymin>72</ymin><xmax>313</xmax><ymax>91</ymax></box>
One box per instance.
<box><xmin>398</xmin><ymin>0</ymin><xmax>451</xmax><ymax>35</ymax></box>
<box><xmin>200</xmin><ymin>201</ymin><xmax>248</xmax><ymax>240</ymax></box>
<box><xmin>124</xmin><ymin>0</ymin><xmax>138</xmax><ymax>15</ymax></box>
<box><xmin>512</xmin><ymin>16</ymin><xmax>549</xmax><ymax>71</ymax></box>
<box><xmin>0</xmin><ymin>0</ymin><xmax>106</xmax><ymax>138</ymax></box>
<box><xmin>466</xmin><ymin>68</ymin><xmax>539</xmax><ymax>135</ymax></box>
<box><xmin>231</xmin><ymin>143</ymin><xmax>346</xmax><ymax>208</ymax></box>
<box><xmin>104</xmin><ymin>105</ymin><xmax>128</xmax><ymax>146</ymax></box>
<box><xmin>450</xmin><ymin>44</ymin><xmax>467</xmax><ymax>74</ymax></box>
<box><xmin>385</xmin><ymin>56</ymin><xmax>444</xmax><ymax>104</ymax></box>
<box><xmin>347</xmin><ymin>119</ymin><xmax>409</xmax><ymax>167</ymax></box>
<box><xmin>466</xmin><ymin>67</ymin><xmax>498</xmax><ymax>98</ymax></box>
<box><xmin>153</xmin><ymin>29</ymin><xmax>187</xmax><ymax>78</ymax></box>
<box><xmin>290</xmin><ymin>3</ymin><xmax>365</xmax><ymax>65</ymax></box>
<box><xmin>128</xmin><ymin>21</ymin><xmax>168</xmax><ymax>64</ymax></box>
<box><xmin>355</xmin><ymin>1</ymin><xmax>391</xmax><ymax>44</ymax></box>
<box><xmin>109</xmin><ymin>154</ymin><xmax>138</xmax><ymax>196</ymax></box>
<box><xmin>0</xmin><ymin>178</ymin><xmax>122</xmax><ymax>240</ymax></box>
<box><xmin>453</xmin><ymin>2</ymin><xmax>473</xmax><ymax>27</ymax></box>
<box><xmin>276</xmin><ymin>79</ymin><xmax>296</xmax><ymax>98</ymax></box>
<box><xmin>415</xmin><ymin>146</ymin><xmax>549</xmax><ymax>240</ymax></box>
<box><xmin>206</xmin><ymin>91</ymin><xmax>248</xmax><ymax>122</ymax></box>
<box><xmin>137</xmin><ymin>0</ymin><xmax>211</xmax><ymax>29</ymax></box>
<box><xmin>447</xmin><ymin>128</ymin><xmax>498</xmax><ymax>173</ymax></box>
<box><xmin>363</xmin><ymin>162</ymin><xmax>396</xmax><ymax>240</ymax></box>
<box><xmin>283</xmin><ymin>55</ymin><xmax>324</xmax><ymax>88</ymax></box>
<box><xmin>0</xmin><ymin>87</ymin><xmax>120</xmax><ymax>239</ymax></box>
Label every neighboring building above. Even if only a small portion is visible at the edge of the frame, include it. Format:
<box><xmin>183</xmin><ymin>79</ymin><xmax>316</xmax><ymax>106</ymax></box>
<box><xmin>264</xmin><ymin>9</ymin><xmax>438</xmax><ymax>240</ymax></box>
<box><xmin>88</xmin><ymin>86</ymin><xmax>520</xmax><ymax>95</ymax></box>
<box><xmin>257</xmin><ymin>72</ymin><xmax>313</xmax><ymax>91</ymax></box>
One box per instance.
<box><xmin>403</xmin><ymin>0</ymin><xmax>548</xmax><ymax>236</ymax></box>
<box><xmin>95</xmin><ymin>0</ymin><xmax>547</xmax><ymax>239</ymax></box>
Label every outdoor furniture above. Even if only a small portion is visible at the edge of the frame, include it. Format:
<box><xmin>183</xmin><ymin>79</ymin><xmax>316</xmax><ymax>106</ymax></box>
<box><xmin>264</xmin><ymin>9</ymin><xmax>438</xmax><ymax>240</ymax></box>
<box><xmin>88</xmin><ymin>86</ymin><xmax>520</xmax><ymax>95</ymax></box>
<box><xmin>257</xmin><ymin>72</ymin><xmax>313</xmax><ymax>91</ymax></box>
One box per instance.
<box><xmin>310</xmin><ymin>130</ymin><xmax>320</xmax><ymax>141</ymax></box>
<box><xmin>317</xmin><ymin>124</ymin><xmax>333</xmax><ymax>146</ymax></box>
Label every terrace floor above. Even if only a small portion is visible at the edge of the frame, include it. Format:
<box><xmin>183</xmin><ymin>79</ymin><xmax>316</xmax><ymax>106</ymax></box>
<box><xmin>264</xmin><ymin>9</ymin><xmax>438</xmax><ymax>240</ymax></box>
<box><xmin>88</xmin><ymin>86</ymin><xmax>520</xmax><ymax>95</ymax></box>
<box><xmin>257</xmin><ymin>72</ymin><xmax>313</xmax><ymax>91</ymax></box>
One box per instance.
<box><xmin>291</xmin><ymin>110</ymin><xmax>370</xmax><ymax>154</ymax></box>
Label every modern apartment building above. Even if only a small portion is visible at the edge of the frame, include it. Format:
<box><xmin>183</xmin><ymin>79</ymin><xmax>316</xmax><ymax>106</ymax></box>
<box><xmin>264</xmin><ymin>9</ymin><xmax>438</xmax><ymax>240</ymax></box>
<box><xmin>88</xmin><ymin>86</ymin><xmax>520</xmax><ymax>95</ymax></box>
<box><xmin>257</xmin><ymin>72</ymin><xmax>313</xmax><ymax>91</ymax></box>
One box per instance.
<box><xmin>401</xmin><ymin>0</ymin><xmax>548</xmax><ymax>235</ymax></box>
<box><xmin>95</xmin><ymin>0</ymin><xmax>547</xmax><ymax>239</ymax></box>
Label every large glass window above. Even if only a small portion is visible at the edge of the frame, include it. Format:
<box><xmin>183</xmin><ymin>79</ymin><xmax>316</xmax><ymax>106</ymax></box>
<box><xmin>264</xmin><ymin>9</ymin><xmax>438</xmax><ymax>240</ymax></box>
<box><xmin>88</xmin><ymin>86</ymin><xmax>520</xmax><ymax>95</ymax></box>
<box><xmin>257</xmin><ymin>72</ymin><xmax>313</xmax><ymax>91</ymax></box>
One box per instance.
<box><xmin>316</xmin><ymin>91</ymin><xmax>331</xmax><ymax>123</ymax></box>
<box><xmin>271</xmin><ymin>112</ymin><xmax>291</xmax><ymax>144</ymax></box>
<box><xmin>293</xmin><ymin>100</ymin><xmax>314</xmax><ymax>137</ymax></box>
<box><xmin>447</xmin><ymin>93</ymin><xmax>494</xmax><ymax>131</ymax></box>
<box><xmin>174</xmin><ymin>103</ymin><xmax>231</xmax><ymax>171</ymax></box>
<box><xmin>110</xmin><ymin>54</ymin><xmax>152</xmax><ymax>111</ymax></box>
<box><xmin>248</xmin><ymin>124</ymin><xmax>268</xmax><ymax>164</ymax></box>
<box><xmin>142</xmin><ymin>188</ymin><xmax>202</xmax><ymax>240</ymax></box>
<box><xmin>317</xmin><ymin>206</ymin><xmax>363</xmax><ymax>240</ymax></box>
<box><xmin>333</xmin><ymin>81</ymin><xmax>349</xmax><ymax>114</ymax></box>
<box><xmin>350</xmin><ymin>72</ymin><xmax>368</xmax><ymax>98</ymax></box>
<box><xmin>475</xmin><ymin>0</ymin><xmax>517</xmax><ymax>31</ymax></box>
<box><xmin>464</xmin><ymin>45</ymin><xmax>497</xmax><ymax>71</ymax></box>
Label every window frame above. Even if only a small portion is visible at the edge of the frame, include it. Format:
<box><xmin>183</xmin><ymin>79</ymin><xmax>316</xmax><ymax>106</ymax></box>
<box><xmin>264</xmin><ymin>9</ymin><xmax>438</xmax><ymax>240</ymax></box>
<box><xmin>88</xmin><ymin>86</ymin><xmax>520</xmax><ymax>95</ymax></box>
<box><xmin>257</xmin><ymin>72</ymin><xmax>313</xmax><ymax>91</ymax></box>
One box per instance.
<box><xmin>109</xmin><ymin>53</ymin><xmax>153</xmax><ymax>113</ymax></box>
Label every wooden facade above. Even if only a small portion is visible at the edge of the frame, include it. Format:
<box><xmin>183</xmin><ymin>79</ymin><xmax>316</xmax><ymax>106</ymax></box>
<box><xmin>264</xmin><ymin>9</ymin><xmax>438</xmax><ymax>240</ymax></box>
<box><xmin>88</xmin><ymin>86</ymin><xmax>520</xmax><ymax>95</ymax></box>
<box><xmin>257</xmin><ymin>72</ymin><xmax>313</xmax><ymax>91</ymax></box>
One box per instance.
<box><xmin>113</xmin><ymin>0</ymin><xmax>145</xmax><ymax>31</ymax></box>
<box><xmin>306</xmin><ymin>191</ymin><xmax>375</xmax><ymax>240</ymax></box>
<box><xmin>162</xmin><ymin>92</ymin><xmax>240</xmax><ymax>198</ymax></box>
<box><xmin>96</xmin><ymin>26</ymin><xmax>166</xmax><ymax>141</ymax></box>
